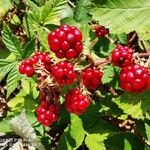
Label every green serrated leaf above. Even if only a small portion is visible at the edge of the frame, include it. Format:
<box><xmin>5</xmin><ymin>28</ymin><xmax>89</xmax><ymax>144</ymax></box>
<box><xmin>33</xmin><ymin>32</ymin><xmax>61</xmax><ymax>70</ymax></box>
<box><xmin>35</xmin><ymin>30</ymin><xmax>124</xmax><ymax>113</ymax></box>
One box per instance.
<box><xmin>74</xmin><ymin>0</ymin><xmax>91</xmax><ymax>23</ymax></box>
<box><xmin>23</xmin><ymin>38</ymin><xmax>36</xmax><ymax>58</ymax></box>
<box><xmin>6</xmin><ymin>64</ymin><xmax>21</xmax><ymax>98</ymax></box>
<box><xmin>0</xmin><ymin>118</ymin><xmax>12</xmax><ymax>133</ymax></box>
<box><xmin>61</xmin><ymin>17</ymin><xmax>79</xmax><ymax>26</ymax></box>
<box><xmin>41</xmin><ymin>0</ymin><xmax>67</xmax><ymax>25</ymax></box>
<box><xmin>117</xmin><ymin>32</ymin><xmax>128</xmax><ymax>44</ymax></box>
<box><xmin>2</xmin><ymin>24</ymin><xmax>23</xmax><ymax>59</ymax></box>
<box><xmin>104</xmin><ymin>133</ymin><xmax>145</xmax><ymax>150</ymax></box>
<box><xmin>70</xmin><ymin>114</ymin><xmax>85</xmax><ymax>149</ymax></box>
<box><xmin>10</xmin><ymin>14</ymin><xmax>21</xmax><ymax>25</ymax></box>
<box><xmin>88</xmin><ymin>0</ymin><xmax>150</xmax><ymax>33</ymax></box>
<box><xmin>102</xmin><ymin>65</ymin><xmax>115</xmax><ymax>84</ymax></box>
<box><xmin>85</xmin><ymin>134</ymin><xmax>107</xmax><ymax>150</ymax></box>
<box><xmin>0</xmin><ymin>59</ymin><xmax>16</xmax><ymax>82</ymax></box>
<box><xmin>114</xmin><ymin>93</ymin><xmax>144</xmax><ymax>119</ymax></box>
<box><xmin>58</xmin><ymin>115</ymin><xmax>85</xmax><ymax>150</ymax></box>
<box><xmin>93</xmin><ymin>37</ymin><xmax>115</xmax><ymax>57</ymax></box>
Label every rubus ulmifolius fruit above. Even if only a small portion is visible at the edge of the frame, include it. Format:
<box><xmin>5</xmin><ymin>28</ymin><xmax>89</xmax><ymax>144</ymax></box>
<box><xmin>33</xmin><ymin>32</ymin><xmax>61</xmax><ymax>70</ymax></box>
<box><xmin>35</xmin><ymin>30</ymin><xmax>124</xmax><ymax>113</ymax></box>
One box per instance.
<box><xmin>36</xmin><ymin>101</ymin><xmax>60</xmax><ymax>126</ymax></box>
<box><xmin>48</xmin><ymin>24</ymin><xmax>83</xmax><ymax>59</ymax></box>
<box><xmin>81</xmin><ymin>66</ymin><xmax>103</xmax><ymax>89</ymax></box>
<box><xmin>119</xmin><ymin>64</ymin><xmax>150</xmax><ymax>93</ymax></box>
<box><xmin>65</xmin><ymin>88</ymin><xmax>91</xmax><ymax>115</ymax></box>
<box><xmin>95</xmin><ymin>25</ymin><xmax>109</xmax><ymax>37</ymax></box>
<box><xmin>18</xmin><ymin>52</ymin><xmax>51</xmax><ymax>77</ymax></box>
<box><xmin>111</xmin><ymin>45</ymin><xmax>134</xmax><ymax>67</ymax></box>
<box><xmin>19</xmin><ymin>59</ymin><xmax>34</xmax><ymax>77</ymax></box>
<box><xmin>51</xmin><ymin>61</ymin><xmax>76</xmax><ymax>85</ymax></box>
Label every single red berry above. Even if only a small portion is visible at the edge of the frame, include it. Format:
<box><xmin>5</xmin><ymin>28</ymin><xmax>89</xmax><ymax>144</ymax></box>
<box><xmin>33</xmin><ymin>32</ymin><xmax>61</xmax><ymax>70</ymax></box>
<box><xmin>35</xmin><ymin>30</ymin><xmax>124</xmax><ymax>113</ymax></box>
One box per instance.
<box><xmin>111</xmin><ymin>45</ymin><xmax>134</xmax><ymax>67</ymax></box>
<box><xmin>48</xmin><ymin>24</ymin><xmax>83</xmax><ymax>59</ymax></box>
<box><xmin>51</xmin><ymin>61</ymin><xmax>76</xmax><ymax>85</ymax></box>
<box><xmin>65</xmin><ymin>88</ymin><xmax>91</xmax><ymax>115</ymax></box>
<box><xmin>18</xmin><ymin>64</ymin><xmax>26</xmax><ymax>74</ymax></box>
<box><xmin>66</xmin><ymin>49</ymin><xmax>77</xmax><ymax>59</ymax></box>
<box><xmin>119</xmin><ymin>64</ymin><xmax>149</xmax><ymax>93</ymax></box>
<box><xmin>24</xmin><ymin>65</ymin><xmax>34</xmax><ymax>77</ymax></box>
<box><xmin>82</xmin><ymin>67</ymin><xmax>103</xmax><ymax>89</ymax></box>
<box><xmin>95</xmin><ymin>25</ymin><xmax>109</xmax><ymax>37</ymax></box>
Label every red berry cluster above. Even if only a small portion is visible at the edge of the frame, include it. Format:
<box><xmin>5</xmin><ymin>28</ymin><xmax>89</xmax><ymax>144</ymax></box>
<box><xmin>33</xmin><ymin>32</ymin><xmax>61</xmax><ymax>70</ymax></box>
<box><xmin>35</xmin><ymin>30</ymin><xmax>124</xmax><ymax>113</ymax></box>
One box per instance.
<box><xmin>82</xmin><ymin>67</ymin><xmax>103</xmax><ymax>89</ymax></box>
<box><xmin>95</xmin><ymin>25</ymin><xmax>109</xmax><ymax>37</ymax></box>
<box><xmin>120</xmin><ymin>64</ymin><xmax>150</xmax><ymax>93</ymax></box>
<box><xmin>51</xmin><ymin>61</ymin><xmax>76</xmax><ymax>85</ymax></box>
<box><xmin>48</xmin><ymin>24</ymin><xmax>83</xmax><ymax>59</ymax></box>
<box><xmin>111</xmin><ymin>45</ymin><xmax>134</xmax><ymax>67</ymax></box>
<box><xmin>65</xmin><ymin>89</ymin><xmax>91</xmax><ymax>115</ymax></box>
<box><xmin>19</xmin><ymin>52</ymin><xmax>51</xmax><ymax>77</ymax></box>
<box><xmin>36</xmin><ymin>101</ymin><xmax>60</xmax><ymax>126</ymax></box>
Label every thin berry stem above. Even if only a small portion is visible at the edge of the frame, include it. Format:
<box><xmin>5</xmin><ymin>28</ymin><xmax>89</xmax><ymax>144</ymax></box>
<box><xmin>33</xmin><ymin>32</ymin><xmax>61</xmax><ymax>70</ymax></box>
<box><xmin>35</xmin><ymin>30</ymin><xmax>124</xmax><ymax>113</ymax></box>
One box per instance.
<box><xmin>94</xmin><ymin>59</ymin><xmax>111</xmax><ymax>66</ymax></box>
<box><xmin>134</xmin><ymin>53</ymin><xmax>150</xmax><ymax>57</ymax></box>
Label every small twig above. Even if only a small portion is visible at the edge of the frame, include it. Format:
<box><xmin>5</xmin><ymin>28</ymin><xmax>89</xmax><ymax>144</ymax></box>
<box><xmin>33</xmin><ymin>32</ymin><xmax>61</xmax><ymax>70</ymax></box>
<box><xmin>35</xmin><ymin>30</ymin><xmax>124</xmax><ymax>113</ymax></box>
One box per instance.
<box><xmin>134</xmin><ymin>53</ymin><xmax>150</xmax><ymax>57</ymax></box>
<box><xmin>67</xmin><ymin>0</ymin><xmax>76</xmax><ymax>8</ymax></box>
<box><xmin>106</xmin><ymin>35</ymin><xmax>117</xmax><ymax>44</ymax></box>
<box><xmin>128</xmin><ymin>32</ymin><xmax>137</xmax><ymax>44</ymax></box>
<box><xmin>94</xmin><ymin>59</ymin><xmax>111</xmax><ymax>66</ymax></box>
<box><xmin>139</xmin><ymin>39</ymin><xmax>147</xmax><ymax>51</ymax></box>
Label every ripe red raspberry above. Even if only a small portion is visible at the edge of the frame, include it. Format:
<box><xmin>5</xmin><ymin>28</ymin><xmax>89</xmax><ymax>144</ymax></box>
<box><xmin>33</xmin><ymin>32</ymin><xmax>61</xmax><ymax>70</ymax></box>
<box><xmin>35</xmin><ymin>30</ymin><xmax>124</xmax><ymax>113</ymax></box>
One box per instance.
<box><xmin>36</xmin><ymin>101</ymin><xmax>60</xmax><ymax>126</ymax></box>
<box><xmin>95</xmin><ymin>25</ymin><xmax>109</xmax><ymax>37</ymax></box>
<box><xmin>81</xmin><ymin>67</ymin><xmax>103</xmax><ymax>89</ymax></box>
<box><xmin>119</xmin><ymin>64</ymin><xmax>150</xmax><ymax>93</ymax></box>
<box><xmin>18</xmin><ymin>52</ymin><xmax>51</xmax><ymax>77</ymax></box>
<box><xmin>51</xmin><ymin>61</ymin><xmax>76</xmax><ymax>85</ymax></box>
<box><xmin>48</xmin><ymin>24</ymin><xmax>83</xmax><ymax>59</ymax></box>
<box><xmin>111</xmin><ymin>45</ymin><xmax>134</xmax><ymax>67</ymax></box>
<box><xmin>19</xmin><ymin>59</ymin><xmax>35</xmax><ymax>77</ymax></box>
<box><xmin>65</xmin><ymin>89</ymin><xmax>91</xmax><ymax>115</ymax></box>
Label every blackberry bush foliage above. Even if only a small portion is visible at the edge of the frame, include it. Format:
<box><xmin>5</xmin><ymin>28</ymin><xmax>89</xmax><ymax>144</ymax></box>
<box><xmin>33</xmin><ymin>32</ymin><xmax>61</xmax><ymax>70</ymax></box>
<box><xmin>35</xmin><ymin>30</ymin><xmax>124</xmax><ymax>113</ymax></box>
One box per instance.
<box><xmin>0</xmin><ymin>0</ymin><xmax>150</xmax><ymax>150</ymax></box>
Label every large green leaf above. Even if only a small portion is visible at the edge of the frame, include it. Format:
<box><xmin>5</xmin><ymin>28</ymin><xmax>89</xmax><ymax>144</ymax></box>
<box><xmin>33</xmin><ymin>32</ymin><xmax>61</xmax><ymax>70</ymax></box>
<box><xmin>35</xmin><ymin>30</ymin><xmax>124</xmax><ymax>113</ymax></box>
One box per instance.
<box><xmin>6</xmin><ymin>64</ymin><xmax>21</xmax><ymax>98</ymax></box>
<box><xmin>40</xmin><ymin>0</ymin><xmax>67</xmax><ymax>25</ymax></box>
<box><xmin>114</xmin><ymin>93</ymin><xmax>144</xmax><ymax>119</ymax></box>
<box><xmin>74</xmin><ymin>0</ymin><xmax>91</xmax><ymax>23</ymax></box>
<box><xmin>88</xmin><ymin>0</ymin><xmax>150</xmax><ymax>33</ymax></box>
<box><xmin>58</xmin><ymin>115</ymin><xmax>85</xmax><ymax>150</ymax></box>
<box><xmin>85</xmin><ymin>133</ymin><xmax>108</xmax><ymax>150</ymax></box>
<box><xmin>2</xmin><ymin>24</ymin><xmax>23</xmax><ymax>59</ymax></box>
<box><xmin>23</xmin><ymin>0</ymin><xmax>67</xmax><ymax>37</ymax></box>
<box><xmin>0</xmin><ymin>59</ymin><xmax>16</xmax><ymax>82</ymax></box>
